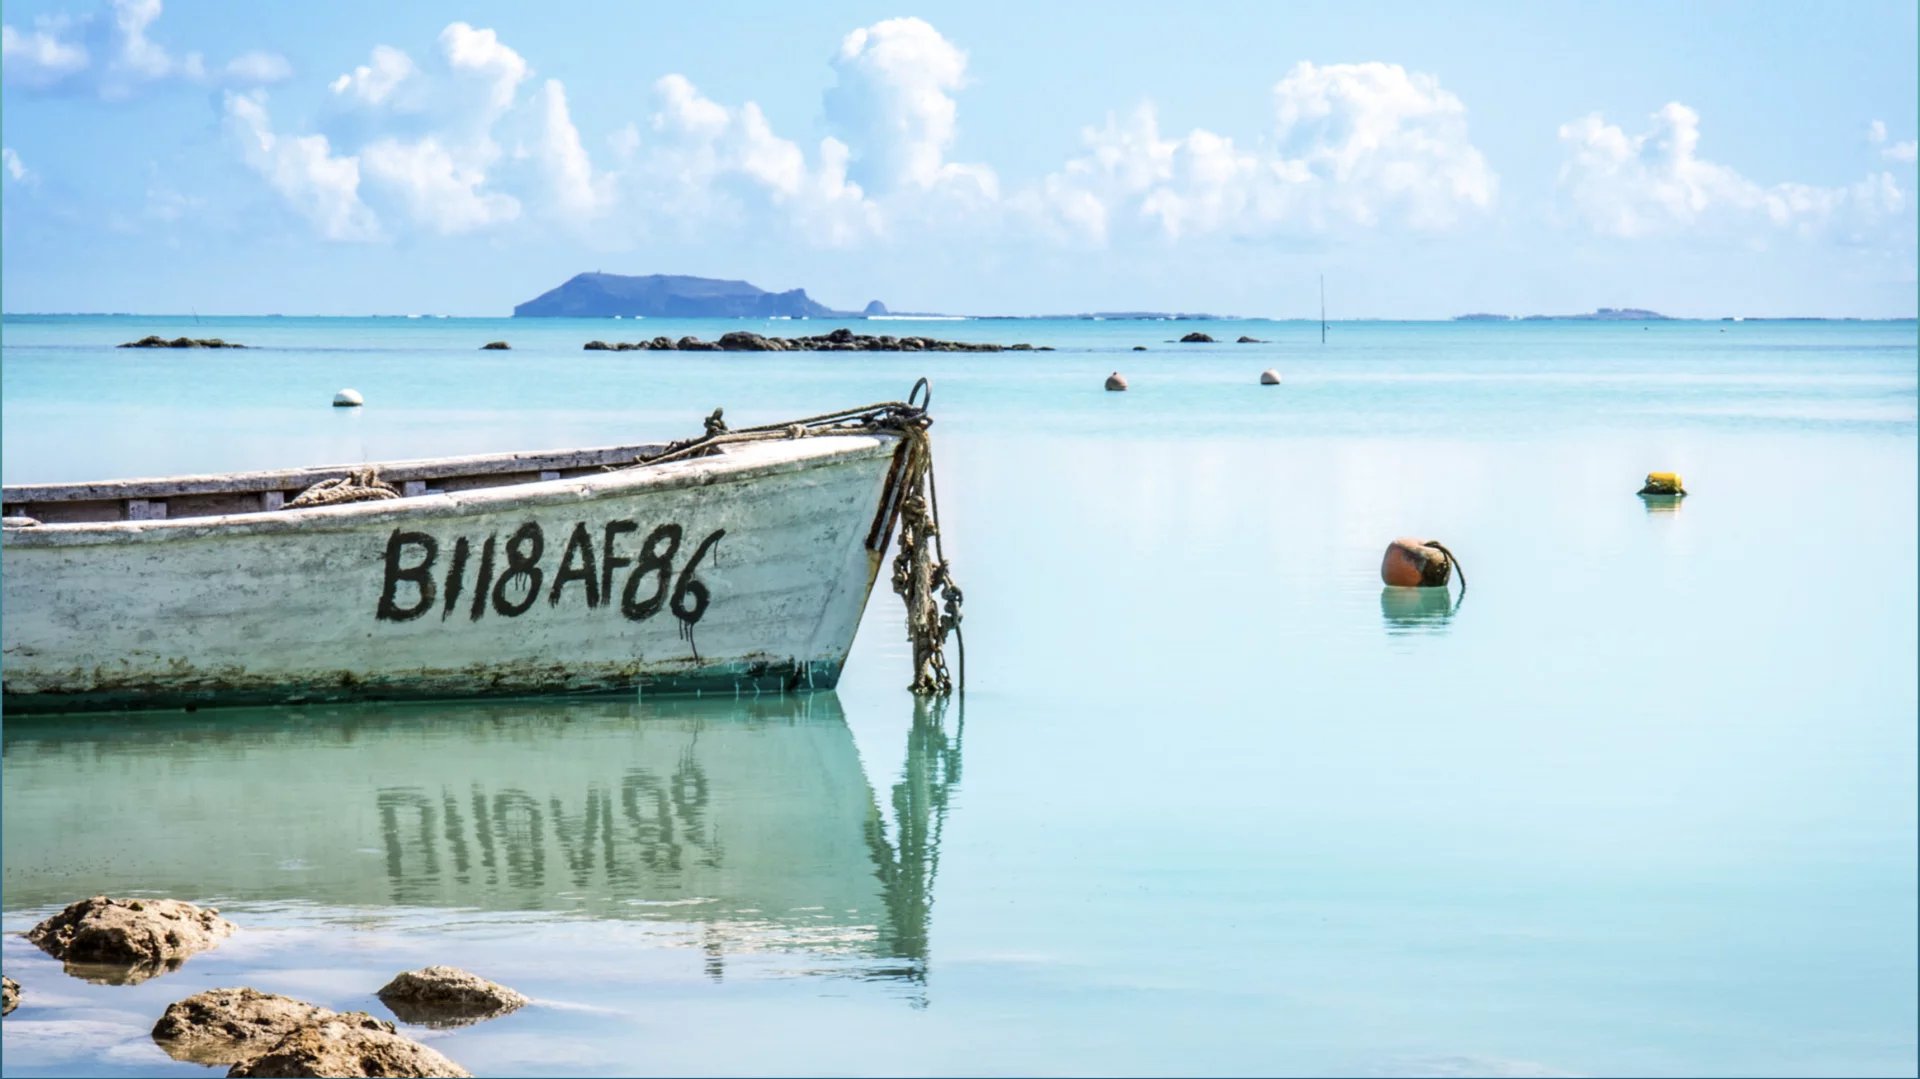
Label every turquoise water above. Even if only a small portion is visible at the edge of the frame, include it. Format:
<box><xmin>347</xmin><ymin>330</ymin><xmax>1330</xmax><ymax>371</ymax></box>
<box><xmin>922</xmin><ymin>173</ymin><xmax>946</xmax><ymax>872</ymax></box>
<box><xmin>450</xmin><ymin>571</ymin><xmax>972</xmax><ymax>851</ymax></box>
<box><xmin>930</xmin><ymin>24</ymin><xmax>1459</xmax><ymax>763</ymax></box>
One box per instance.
<box><xmin>2</xmin><ymin>315</ymin><xmax>1916</xmax><ymax>1077</ymax></box>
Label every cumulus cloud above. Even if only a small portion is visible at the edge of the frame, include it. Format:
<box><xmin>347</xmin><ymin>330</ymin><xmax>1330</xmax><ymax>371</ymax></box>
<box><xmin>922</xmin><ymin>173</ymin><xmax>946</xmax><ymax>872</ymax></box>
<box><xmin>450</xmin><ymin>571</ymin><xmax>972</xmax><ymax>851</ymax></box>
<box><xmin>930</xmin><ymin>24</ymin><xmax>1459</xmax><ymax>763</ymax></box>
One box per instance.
<box><xmin>223</xmin><ymin>90</ymin><xmax>380</xmax><ymax>241</ymax></box>
<box><xmin>439</xmin><ymin>22</ymin><xmax>528</xmax><ymax>114</ymax></box>
<box><xmin>329</xmin><ymin>44</ymin><xmax>418</xmax><ymax>107</ymax></box>
<box><xmin>1869</xmin><ymin>119</ymin><xmax>1918</xmax><ymax>164</ymax></box>
<box><xmin>824</xmin><ymin>17</ymin><xmax>996</xmax><ymax>202</ymax></box>
<box><xmin>361</xmin><ymin>136</ymin><xmax>518</xmax><ymax>234</ymax></box>
<box><xmin>1029</xmin><ymin>62</ymin><xmax>1496</xmax><ymax>243</ymax></box>
<box><xmin>1</xmin><ymin>0</ymin><xmax>286</xmax><ymax>98</ymax></box>
<box><xmin>533</xmin><ymin>79</ymin><xmax>614</xmax><ymax>221</ymax></box>
<box><xmin>1559</xmin><ymin>103</ymin><xmax>1903</xmax><ymax>238</ymax></box>
<box><xmin>640</xmin><ymin>74</ymin><xmax>877</xmax><ymax>245</ymax></box>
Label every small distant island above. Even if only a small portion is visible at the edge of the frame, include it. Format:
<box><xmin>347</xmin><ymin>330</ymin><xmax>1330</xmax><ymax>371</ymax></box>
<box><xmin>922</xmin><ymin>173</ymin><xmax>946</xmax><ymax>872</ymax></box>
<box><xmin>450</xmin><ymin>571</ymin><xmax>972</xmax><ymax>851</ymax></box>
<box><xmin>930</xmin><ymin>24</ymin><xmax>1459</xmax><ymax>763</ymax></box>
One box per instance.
<box><xmin>1454</xmin><ymin>308</ymin><xmax>1672</xmax><ymax>321</ymax></box>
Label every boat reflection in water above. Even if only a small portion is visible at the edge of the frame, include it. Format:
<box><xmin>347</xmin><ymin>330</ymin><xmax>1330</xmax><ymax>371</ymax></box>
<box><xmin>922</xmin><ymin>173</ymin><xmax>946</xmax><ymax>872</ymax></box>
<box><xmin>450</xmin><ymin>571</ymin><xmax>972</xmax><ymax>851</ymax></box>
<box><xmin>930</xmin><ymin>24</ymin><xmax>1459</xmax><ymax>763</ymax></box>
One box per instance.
<box><xmin>1</xmin><ymin>692</ymin><xmax>961</xmax><ymax>997</ymax></box>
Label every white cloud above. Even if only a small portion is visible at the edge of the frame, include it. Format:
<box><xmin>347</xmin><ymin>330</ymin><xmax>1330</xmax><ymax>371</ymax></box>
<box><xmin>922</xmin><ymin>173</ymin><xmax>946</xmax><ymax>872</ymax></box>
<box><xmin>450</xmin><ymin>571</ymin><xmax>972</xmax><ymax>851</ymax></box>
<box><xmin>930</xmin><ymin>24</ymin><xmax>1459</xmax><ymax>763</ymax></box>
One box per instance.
<box><xmin>2</xmin><ymin>0</ymin><xmax>288</xmax><ymax>98</ymax></box>
<box><xmin>824</xmin><ymin>17</ymin><xmax>997</xmax><ymax>202</ymax></box>
<box><xmin>1870</xmin><ymin>119</ymin><xmax>1918</xmax><ymax>164</ymax></box>
<box><xmin>224</xmin><ymin>50</ymin><xmax>291</xmax><ymax>85</ymax></box>
<box><xmin>641</xmin><ymin>74</ymin><xmax>878</xmax><ymax>245</ymax></box>
<box><xmin>361</xmin><ymin>136</ymin><xmax>518</xmax><ymax>234</ymax></box>
<box><xmin>223</xmin><ymin>90</ymin><xmax>380</xmax><ymax>241</ymax></box>
<box><xmin>440</xmin><ymin>22</ymin><xmax>528</xmax><ymax>114</ymax></box>
<box><xmin>533</xmin><ymin>79</ymin><xmax>612</xmax><ymax>221</ymax></box>
<box><xmin>1</xmin><ymin>21</ymin><xmax>90</xmax><ymax>87</ymax></box>
<box><xmin>1029</xmin><ymin>62</ymin><xmax>1495</xmax><ymax>243</ymax></box>
<box><xmin>2</xmin><ymin>147</ymin><xmax>34</xmax><ymax>184</ymax></box>
<box><xmin>1559</xmin><ymin>102</ymin><xmax>1903</xmax><ymax>238</ymax></box>
<box><xmin>103</xmin><ymin>0</ymin><xmax>202</xmax><ymax>91</ymax></box>
<box><xmin>329</xmin><ymin>45</ymin><xmax>417</xmax><ymax>107</ymax></box>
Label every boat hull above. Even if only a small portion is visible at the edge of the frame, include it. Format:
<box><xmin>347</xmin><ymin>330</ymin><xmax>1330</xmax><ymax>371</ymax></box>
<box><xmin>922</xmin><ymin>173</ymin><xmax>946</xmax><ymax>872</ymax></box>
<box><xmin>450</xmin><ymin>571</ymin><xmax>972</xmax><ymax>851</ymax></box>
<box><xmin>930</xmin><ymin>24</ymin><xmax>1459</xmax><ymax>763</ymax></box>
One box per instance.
<box><xmin>1</xmin><ymin>435</ymin><xmax>903</xmax><ymax>713</ymax></box>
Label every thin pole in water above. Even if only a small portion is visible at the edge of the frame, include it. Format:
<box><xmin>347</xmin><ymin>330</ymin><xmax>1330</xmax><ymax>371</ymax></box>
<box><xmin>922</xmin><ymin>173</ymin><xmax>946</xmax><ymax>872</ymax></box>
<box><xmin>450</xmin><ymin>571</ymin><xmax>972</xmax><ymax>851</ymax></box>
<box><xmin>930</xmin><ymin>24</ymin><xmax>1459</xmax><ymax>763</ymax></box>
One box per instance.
<box><xmin>1319</xmin><ymin>275</ymin><xmax>1326</xmax><ymax>344</ymax></box>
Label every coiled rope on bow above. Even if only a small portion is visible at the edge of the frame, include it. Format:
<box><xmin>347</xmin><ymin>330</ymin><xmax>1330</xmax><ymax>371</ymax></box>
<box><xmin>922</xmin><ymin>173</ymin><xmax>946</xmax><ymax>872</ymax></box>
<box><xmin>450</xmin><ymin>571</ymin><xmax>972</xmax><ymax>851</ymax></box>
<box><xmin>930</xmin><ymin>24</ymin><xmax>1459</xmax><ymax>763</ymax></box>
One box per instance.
<box><xmin>634</xmin><ymin>378</ymin><xmax>964</xmax><ymax>697</ymax></box>
<box><xmin>284</xmin><ymin>467</ymin><xmax>399</xmax><ymax>509</ymax></box>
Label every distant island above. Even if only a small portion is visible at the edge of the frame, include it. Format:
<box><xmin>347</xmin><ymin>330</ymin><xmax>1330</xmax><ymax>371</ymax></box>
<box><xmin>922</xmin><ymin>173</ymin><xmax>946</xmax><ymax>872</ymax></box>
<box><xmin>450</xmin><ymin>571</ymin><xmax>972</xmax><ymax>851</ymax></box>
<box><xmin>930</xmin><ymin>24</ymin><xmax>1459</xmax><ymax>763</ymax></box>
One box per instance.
<box><xmin>512</xmin><ymin>273</ymin><xmax>1239</xmax><ymax>320</ymax></box>
<box><xmin>514</xmin><ymin>273</ymin><xmax>875</xmax><ymax>319</ymax></box>
<box><xmin>1453</xmin><ymin>308</ymin><xmax>1673</xmax><ymax>321</ymax></box>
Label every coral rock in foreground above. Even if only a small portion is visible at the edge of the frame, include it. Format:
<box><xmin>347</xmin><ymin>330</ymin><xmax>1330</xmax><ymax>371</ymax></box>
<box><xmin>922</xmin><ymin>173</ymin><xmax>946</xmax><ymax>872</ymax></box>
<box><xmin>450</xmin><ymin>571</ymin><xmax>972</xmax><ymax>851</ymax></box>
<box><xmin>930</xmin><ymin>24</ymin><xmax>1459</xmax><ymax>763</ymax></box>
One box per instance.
<box><xmin>2</xmin><ymin>975</ymin><xmax>18</xmax><ymax>1015</ymax></box>
<box><xmin>378</xmin><ymin>966</ymin><xmax>529</xmax><ymax>1027</ymax></box>
<box><xmin>26</xmin><ymin>897</ymin><xmax>235</xmax><ymax>983</ymax></box>
<box><xmin>153</xmin><ymin>987</ymin><xmax>337</xmax><ymax>1065</ymax></box>
<box><xmin>227</xmin><ymin>1013</ymin><xmax>471</xmax><ymax>1078</ymax></box>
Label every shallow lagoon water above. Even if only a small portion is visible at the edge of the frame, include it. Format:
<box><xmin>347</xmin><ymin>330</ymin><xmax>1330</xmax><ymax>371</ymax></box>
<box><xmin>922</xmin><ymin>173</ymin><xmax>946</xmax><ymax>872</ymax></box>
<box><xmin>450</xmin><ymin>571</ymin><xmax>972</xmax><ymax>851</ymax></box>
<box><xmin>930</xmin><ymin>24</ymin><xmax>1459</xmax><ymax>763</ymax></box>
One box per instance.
<box><xmin>2</xmin><ymin>316</ymin><xmax>1916</xmax><ymax>1076</ymax></box>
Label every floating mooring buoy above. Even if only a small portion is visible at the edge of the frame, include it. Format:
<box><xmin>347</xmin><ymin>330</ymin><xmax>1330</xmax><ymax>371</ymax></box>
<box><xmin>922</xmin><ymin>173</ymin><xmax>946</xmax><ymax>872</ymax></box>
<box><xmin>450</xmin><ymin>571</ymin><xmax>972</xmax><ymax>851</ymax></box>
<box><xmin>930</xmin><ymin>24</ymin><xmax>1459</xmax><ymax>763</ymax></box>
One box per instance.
<box><xmin>1638</xmin><ymin>471</ymin><xmax>1686</xmax><ymax>497</ymax></box>
<box><xmin>332</xmin><ymin>389</ymin><xmax>364</xmax><ymax>408</ymax></box>
<box><xmin>1381</xmin><ymin>537</ymin><xmax>1459</xmax><ymax>589</ymax></box>
<box><xmin>1260</xmin><ymin>369</ymin><xmax>1282</xmax><ymax>385</ymax></box>
<box><xmin>1105</xmin><ymin>372</ymin><xmax>1129</xmax><ymax>391</ymax></box>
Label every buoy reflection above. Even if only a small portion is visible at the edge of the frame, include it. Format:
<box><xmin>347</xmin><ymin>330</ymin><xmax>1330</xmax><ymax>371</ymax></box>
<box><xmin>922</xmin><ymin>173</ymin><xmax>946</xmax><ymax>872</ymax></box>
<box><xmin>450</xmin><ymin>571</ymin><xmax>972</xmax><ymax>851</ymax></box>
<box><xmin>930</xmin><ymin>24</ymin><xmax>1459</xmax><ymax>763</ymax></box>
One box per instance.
<box><xmin>1380</xmin><ymin>586</ymin><xmax>1456</xmax><ymax>635</ymax></box>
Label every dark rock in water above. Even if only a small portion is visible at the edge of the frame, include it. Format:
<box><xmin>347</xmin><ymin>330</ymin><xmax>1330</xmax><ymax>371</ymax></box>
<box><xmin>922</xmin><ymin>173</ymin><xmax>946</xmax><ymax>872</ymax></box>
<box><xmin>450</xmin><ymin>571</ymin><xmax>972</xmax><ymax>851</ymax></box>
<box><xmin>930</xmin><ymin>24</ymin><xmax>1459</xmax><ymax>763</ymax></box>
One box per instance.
<box><xmin>120</xmin><ymin>335</ymin><xmax>246</xmax><ymax>349</ymax></box>
<box><xmin>3</xmin><ymin>976</ymin><xmax>17</xmax><ymax>1015</ymax></box>
<box><xmin>153</xmin><ymin>988</ymin><xmax>335</xmax><ymax>1065</ymax></box>
<box><xmin>1179</xmin><ymin>331</ymin><xmax>1216</xmax><ymax>343</ymax></box>
<box><xmin>480</xmin><ymin>341</ymin><xmax>511</xmax><ymax>350</ymax></box>
<box><xmin>583</xmin><ymin>340</ymin><xmax>611</xmax><ymax>350</ymax></box>
<box><xmin>1037</xmin><ymin>346</ymin><xmax>1055</xmax><ymax>351</ymax></box>
<box><xmin>863</xmin><ymin>300</ymin><xmax>889</xmax><ymax>315</ymax></box>
<box><xmin>580</xmin><ymin>328</ymin><xmax>1024</xmax><ymax>354</ymax></box>
<box><xmin>1236</xmin><ymin>335</ymin><xmax>1264</xmax><ymax>343</ymax></box>
<box><xmin>1132</xmin><ymin>345</ymin><xmax>1147</xmax><ymax>351</ymax></box>
<box><xmin>27</xmin><ymin>897</ymin><xmax>235</xmax><ymax>983</ymax></box>
<box><xmin>226</xmin><ymin>1013</ymin><xmax>469</xmax><ymax>1078</ymax></box>
<box><xmin>377</xmin><ymin>966</ymin><xmax>528</xmax><ymax>1028</ymax></box>
<box><xmin>717</xmin><ymin>331</ymin><xmax>771</xmax><ymax>351</ymax></box>
<box><xmin>514</xmin><ymin>272</ymin><xmax>838</xmax><ymax>319</ymax></box>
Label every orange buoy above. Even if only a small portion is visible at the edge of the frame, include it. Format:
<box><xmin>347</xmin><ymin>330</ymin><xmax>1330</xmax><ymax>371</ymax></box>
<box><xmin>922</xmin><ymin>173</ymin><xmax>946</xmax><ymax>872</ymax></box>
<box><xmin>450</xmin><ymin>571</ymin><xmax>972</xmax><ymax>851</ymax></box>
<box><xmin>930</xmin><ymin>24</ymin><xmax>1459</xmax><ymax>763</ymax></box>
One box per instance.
<box><xmin>1105</xmin><ymin>372</ymin><xmax>1128</xmax><ymax>391</ymax></box>
<box><xmin>1381</xmin><ymin>537</ymin><xmax>1456</xmax><ymax>589</ymax></box>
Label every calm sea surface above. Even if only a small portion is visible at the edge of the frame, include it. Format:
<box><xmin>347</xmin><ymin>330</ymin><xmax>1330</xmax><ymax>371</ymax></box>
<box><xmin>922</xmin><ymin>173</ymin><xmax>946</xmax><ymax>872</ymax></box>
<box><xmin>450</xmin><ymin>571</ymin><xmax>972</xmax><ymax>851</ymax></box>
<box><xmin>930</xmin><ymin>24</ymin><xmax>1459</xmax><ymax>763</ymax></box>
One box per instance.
<box><xmin>2</xmin><ymin>315</ymin><xmax>1916</xmax><ymax>1077</ymax></box>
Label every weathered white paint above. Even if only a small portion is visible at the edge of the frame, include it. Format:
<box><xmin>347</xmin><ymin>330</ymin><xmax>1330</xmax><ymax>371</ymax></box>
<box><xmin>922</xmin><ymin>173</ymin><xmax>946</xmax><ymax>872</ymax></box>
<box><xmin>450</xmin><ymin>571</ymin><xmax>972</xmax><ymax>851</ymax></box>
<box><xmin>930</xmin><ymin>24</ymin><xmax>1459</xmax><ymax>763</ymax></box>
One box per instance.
<box><xmin>2</xmin><ymin>435</ymin><xmax>905</xmax><ymax>713</ymax></box>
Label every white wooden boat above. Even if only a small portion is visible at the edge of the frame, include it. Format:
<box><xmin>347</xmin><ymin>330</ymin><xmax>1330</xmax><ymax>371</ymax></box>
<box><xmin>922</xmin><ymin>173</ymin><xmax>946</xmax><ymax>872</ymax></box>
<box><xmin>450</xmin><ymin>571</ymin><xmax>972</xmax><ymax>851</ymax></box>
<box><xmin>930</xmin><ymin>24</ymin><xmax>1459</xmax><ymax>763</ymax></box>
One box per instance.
<box><xmin>1</xmin><ymin>396</ymin><xmax>950</xmax><ymax>714</ymax></box>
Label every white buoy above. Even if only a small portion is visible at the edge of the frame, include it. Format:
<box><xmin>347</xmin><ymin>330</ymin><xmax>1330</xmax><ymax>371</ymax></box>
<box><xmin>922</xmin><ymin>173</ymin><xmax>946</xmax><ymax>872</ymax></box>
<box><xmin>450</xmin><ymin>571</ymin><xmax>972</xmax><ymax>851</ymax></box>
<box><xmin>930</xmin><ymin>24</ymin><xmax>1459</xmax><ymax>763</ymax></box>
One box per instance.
<box><xmin>333</xmin><ymin>389</ymin><xmax>364</xmax><ymax>408</ymax></box>
<box><xmin>1260</xmin><ymin>369</ymin><xmax>1282</xmax><ymax>385</ymax></box>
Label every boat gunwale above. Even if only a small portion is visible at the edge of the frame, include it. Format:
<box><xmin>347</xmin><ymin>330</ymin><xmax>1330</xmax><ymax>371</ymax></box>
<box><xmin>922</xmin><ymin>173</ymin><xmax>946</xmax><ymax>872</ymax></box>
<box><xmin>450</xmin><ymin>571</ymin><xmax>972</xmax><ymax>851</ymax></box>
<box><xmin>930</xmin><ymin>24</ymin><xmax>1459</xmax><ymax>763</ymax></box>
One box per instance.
<box><xmin>1</xmin><ymin>440</ymin><xmax>691</xmax><ymax>502</ymax></box>
<box><xmin>1</xmin><ymin>433</ymin><xmax>899</xmax><ymax>545</ymax></box>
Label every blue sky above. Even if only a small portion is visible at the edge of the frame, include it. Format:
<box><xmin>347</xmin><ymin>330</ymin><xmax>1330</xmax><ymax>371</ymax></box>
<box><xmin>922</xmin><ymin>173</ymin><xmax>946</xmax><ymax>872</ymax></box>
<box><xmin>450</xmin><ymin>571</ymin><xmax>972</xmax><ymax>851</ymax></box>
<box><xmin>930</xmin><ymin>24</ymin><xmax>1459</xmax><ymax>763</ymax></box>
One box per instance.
<box><xmin>2</xmin><ymin>1</ymin><xmax>1915</xmax><ymax>317</ymax></box>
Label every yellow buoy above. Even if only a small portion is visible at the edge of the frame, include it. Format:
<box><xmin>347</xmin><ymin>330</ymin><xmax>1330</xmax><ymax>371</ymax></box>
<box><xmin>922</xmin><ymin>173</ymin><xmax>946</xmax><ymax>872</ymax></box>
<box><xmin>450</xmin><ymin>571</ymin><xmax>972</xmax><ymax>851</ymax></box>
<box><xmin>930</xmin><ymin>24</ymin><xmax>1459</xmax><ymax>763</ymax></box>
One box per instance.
<box><xmin>1638</xmin><ymin>471</ymin><xmax>1686</xmax><ymax>496</ymax></box>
